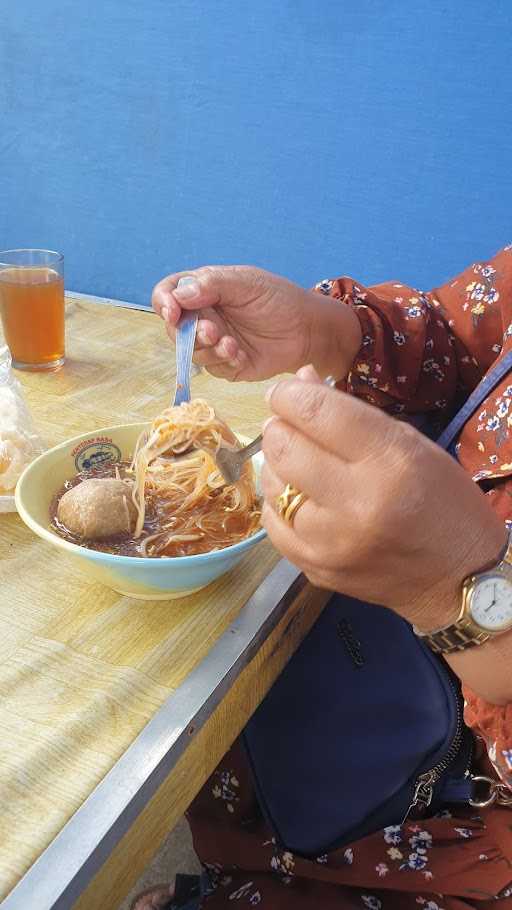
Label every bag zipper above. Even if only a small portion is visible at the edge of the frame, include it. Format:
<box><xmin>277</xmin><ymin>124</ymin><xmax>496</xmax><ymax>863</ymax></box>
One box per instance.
<box><xmin>403</xmin><ymin>672</ymin><xmax>469</xmax><ymax>822</ymax></box>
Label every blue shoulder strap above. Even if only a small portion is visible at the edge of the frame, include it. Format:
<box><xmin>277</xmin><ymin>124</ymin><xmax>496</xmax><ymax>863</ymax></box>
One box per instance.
<box><xmin>436</xmin><ymin>349</ymin><xmax>512</xmax><ymax>452</ymax></box>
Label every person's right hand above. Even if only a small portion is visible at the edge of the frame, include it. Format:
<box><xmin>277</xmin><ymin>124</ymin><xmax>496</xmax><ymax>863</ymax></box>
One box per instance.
<box><xmin>152</xmin><ymin>265</ymin><xmax>361</xmax><ymax>382</ymax></box>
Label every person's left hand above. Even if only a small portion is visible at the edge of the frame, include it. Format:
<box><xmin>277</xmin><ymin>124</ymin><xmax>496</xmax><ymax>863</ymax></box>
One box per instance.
<box><xmin>261</xmin><ymin>367</ymin><xmax>507</xmax><ymax>632</ymax></box>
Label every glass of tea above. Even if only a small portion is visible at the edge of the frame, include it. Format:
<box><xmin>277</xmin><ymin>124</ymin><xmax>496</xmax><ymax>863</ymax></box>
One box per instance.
<box><xmin>0</xmin><ymin>249</ymin><xmax>65</xmax><ymax>371</ymax></box>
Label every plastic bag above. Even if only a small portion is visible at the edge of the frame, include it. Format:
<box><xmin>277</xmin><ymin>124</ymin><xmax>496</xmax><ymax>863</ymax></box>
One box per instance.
<box><xmin>0</xmin><ymin>345</ymin><xmax>44</xmax><ymax>510</ymax></box>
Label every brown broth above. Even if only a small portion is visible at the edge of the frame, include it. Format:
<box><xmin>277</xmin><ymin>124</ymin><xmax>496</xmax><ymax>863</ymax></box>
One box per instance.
<box><xmin>50</xmin><ymin>462</ymin><xmax>261</xmax><ymax>558</ymax></box>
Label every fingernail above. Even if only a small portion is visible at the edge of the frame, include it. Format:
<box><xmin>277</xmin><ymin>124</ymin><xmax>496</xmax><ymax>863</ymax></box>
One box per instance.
<box><xmin>265</xmin><ymin>383</ymin><xmax>278</xmax><ymax>403</ymax></box>
<box><xmin>262</xmin><ymin>416</ymin><xmax>277</xmax><ymax>433</ymax></box>
<box><xmin>174</xmin><ymin>276</ymin><xmax>200</xmax><ymax>299</ymax></box>
<box><xmin>161</xmin><ymin>305</ymin><xmax>169</xmax><ymax>322</ymax></box>
<box><xmin>296</xmin><ymin>363</ymin><xmax>319</xmax><ymax>382</ymax></box>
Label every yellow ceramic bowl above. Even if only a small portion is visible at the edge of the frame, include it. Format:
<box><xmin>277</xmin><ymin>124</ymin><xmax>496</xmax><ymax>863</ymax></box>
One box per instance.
<box><xmin>15</xmin><ymin>423</ymin><xmax>266</xmax><ymax>600</ymax></box>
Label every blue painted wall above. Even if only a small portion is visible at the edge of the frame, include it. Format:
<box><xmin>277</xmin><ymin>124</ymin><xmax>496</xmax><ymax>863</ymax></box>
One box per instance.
<box><xmin>1</xmin><ymin>1</ymin><xmax>511</xmax><ymax>305</ymax></box>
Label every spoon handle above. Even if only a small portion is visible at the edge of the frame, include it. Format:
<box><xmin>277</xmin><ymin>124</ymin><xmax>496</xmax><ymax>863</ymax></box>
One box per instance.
<box><xmin>173</xmin><ymin>311</ymin><xmax>198</xmax><ymax>406</ymax></box>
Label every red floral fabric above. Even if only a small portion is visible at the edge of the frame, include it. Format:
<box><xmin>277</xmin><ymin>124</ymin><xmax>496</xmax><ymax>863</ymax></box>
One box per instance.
<box><xmin>187</xmin><ymin>247</ymin><xmax>512</xmax><ymax>908</ymax></box>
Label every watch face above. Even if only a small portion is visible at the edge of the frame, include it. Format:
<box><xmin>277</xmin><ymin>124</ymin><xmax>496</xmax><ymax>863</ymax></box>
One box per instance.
<box><xmin>469</xmin><ymin>572</ymin><xmax>512</xmax><ymax>632</ymax></box>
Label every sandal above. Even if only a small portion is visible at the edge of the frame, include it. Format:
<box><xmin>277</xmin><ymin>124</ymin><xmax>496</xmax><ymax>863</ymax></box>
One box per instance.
<box><xmin>131</xmin><ymin>874</ymin><xmax>201</xmax><ymax>910</ymax></box>
<box><xmin>130</xmin><ymin>883</ymin><xmax>175</xmax><ymax>910</ymax></box>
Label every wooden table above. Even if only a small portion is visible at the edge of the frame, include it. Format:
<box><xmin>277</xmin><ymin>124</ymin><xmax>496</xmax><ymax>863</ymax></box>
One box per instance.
<box><xmin>0</xmin><ymin>295</ymin><xmax>329</xmax><ymax>910</ymax></box>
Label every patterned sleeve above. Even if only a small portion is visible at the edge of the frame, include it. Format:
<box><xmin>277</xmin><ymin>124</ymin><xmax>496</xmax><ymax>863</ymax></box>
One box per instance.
<box><xmin>464</xmin><ymin>688</ymin><xmax>512</xmax><ymax>789</ymax></box>
<box><xmin>317</xmin><ymin>246</ymin><xmax>512</xmax><ymax>788</ymax></box>
<box><xmin>315</xmin><ymin>245</ymin><xmax>512</xmax><ymax>419</ymax></box>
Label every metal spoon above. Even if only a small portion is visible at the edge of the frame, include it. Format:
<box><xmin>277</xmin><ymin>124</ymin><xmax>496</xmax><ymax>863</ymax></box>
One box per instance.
<box><xmin>172</xmin><ymin>285</ymin><xmax>198</xmax><ymax>407</ymax></box>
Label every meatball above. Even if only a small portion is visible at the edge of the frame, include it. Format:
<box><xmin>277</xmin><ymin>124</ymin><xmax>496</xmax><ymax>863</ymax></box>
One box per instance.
<box><xmin>57</xmin><ymin>478</ymin><xmax>137</xmax><ymax>539</ymax></box>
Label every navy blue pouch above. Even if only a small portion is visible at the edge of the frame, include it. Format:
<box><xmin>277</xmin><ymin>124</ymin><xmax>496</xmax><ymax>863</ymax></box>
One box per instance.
<box><xmin>244</xmin><ymin>351</ymin><xmax>512</xmax><ymax>857</ymax></box>
<box><xmin>244</xmin><ymin>596</ymin><xmax>473</xmax><ymax>856</ymax></box>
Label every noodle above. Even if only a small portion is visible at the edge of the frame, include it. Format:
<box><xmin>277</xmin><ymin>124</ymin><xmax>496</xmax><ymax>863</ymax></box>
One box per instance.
<box><xmin>127</xmin><ymin>399</ymin><xmax>261</xmax><ymax>557</ymax></box>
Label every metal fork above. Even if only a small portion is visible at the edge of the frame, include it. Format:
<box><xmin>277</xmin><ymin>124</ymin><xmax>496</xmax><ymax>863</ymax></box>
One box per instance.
<box><xmin>214</xmin><ymin>433</ymin><xmax>263</xmax><ymax>484</ymax></box>
<box><xmin>213</xmin><ymin>374</ymin><xmax>337</xmax><ymax>483</ymax></box>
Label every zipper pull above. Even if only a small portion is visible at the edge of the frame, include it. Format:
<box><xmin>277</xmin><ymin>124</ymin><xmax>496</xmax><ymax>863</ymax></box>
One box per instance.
<box><xmin>401</xmin><ymin>771</ymin><xmax>436</xmax><ymax>824</ymax></box>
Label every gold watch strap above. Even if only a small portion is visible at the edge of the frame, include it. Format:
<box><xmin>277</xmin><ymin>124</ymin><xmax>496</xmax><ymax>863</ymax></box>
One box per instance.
<box><xmin>417</xmin><ymin>529</ymin><xmax>512</xmax><ymax>655</ymax></box>
<box><xmin>420</xmin><ymin>619</ymin><xmax>490</xmax><ymax>655</ymax></box>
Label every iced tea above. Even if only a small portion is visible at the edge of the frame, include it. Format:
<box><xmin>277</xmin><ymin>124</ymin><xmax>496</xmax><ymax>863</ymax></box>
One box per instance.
<box><xmin>0</xmin><ymin>250</ymin><xmax>65</xmax><ymax>371</ymax></box>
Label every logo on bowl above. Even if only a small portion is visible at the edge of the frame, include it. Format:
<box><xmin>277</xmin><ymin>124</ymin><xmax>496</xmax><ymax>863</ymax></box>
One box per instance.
<box><xmin>72</xmin><ymin>437</ymin><xmax>122</xmax><ymax>472</ymax></box>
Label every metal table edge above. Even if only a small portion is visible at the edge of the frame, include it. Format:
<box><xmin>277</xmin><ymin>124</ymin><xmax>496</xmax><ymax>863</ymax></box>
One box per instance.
<box><xmin>66</xmin><ymin>291</ymin><xmax>151</xmax><ymax>312</ymax></box>
<box><xmin>2</xmin><ymin>559</ymin><xmax>304</xmax><ymax>910</ymax></box>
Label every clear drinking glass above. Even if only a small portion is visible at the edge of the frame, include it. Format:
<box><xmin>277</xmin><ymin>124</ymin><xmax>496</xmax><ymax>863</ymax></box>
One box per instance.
<box><xmin>0</xmin><ymin>249</ymin><xmax>65</xmax><ymax>371</ymax></box>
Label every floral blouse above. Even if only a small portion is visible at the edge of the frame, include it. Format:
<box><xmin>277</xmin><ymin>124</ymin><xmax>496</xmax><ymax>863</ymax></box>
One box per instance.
<box><xmin>187</xmin><ymin>247</ymin><xmax>512</xmax><ymax>909</ymax></box>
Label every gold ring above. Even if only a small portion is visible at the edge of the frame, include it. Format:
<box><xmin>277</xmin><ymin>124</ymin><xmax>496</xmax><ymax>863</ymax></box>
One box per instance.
<box><xmin>275</xmin><ymin>483</ymin><xmax>308</xmax><ymax>526</ymax></box>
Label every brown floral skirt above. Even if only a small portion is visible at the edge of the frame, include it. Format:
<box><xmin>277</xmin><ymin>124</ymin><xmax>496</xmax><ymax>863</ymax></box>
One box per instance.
<box><xmin>186</xmin><ymin>739</ymin><xmax>512</xmax><ymax>909</ymax></box>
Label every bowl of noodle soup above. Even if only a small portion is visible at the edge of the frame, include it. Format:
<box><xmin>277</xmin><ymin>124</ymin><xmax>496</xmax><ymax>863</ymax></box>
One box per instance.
<box><xmin>15</xmin><ymin>406</ymin><xmax>266</xmax><ymax>600</ymax></box>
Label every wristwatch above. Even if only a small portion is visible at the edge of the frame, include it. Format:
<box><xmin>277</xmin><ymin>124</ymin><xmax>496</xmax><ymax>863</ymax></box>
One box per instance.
<box><xmin>416</xmin><ymin>529</ymin><xmax>512</xmax><ymax>654</ymax></box>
